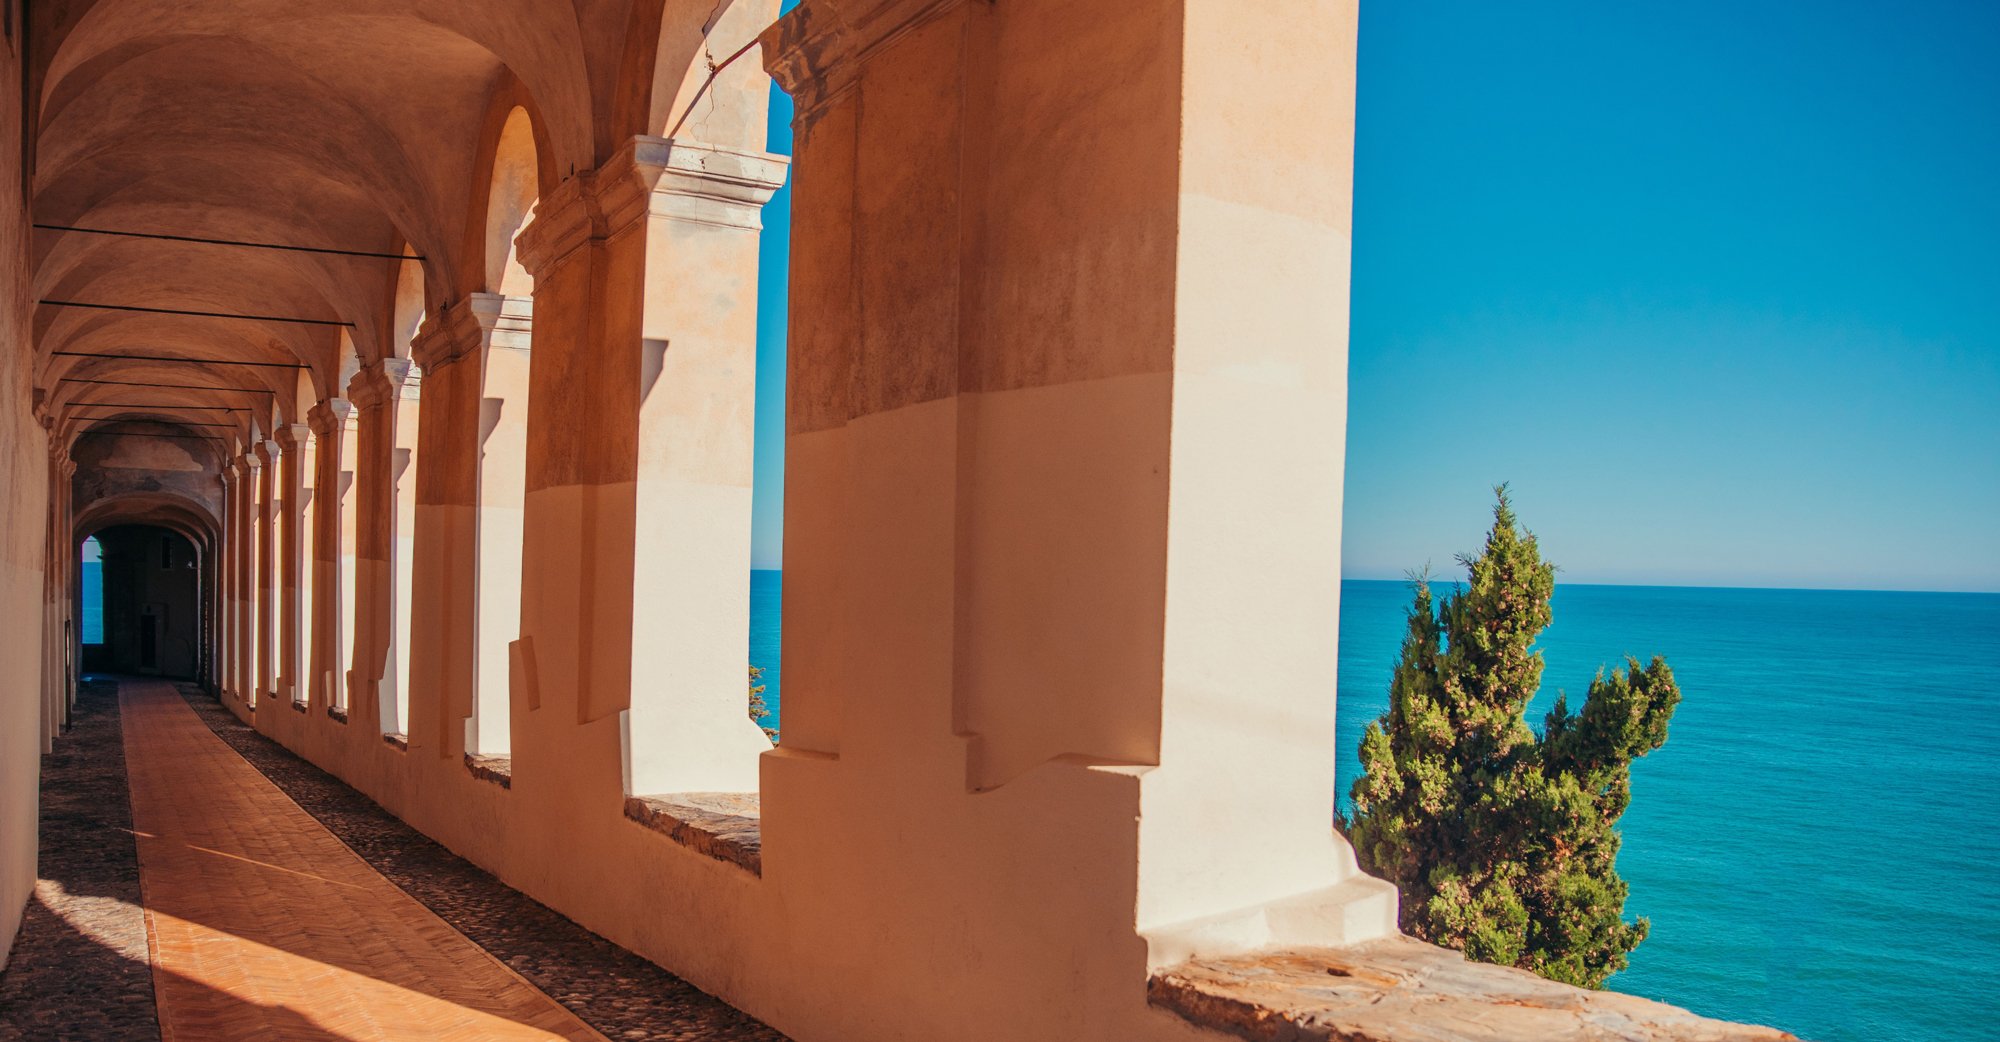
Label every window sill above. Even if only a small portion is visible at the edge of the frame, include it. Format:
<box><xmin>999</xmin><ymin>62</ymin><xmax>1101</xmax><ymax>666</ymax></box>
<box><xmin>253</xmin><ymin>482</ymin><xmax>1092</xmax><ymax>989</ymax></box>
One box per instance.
<box><xmin>623</xmin><ymin>793</ymin><xmax>760</xmax><ymax>877</ymax></box>
<box><xmin>290</xmin><ymin>700</ymin><xmax>308</xmax><ymax>714</ymax></box>
<box><xmin>327</xmin><ymin>706</ymin><xmax>348</xmax><ymax>724</ymax></box>
<box><xmin>465</xmin><ymin>754</ymin><xmax>512</xmax><ymax>789</ymax></box>
<box><xmin>1147</xmin><ymin>936</ymin><xmax>1797</xmax><ymax>1042</ymax></box>
<box><xmin>383</xmin><ymin>732</ymin><xmax>407</xmax><ymax>751</ymax></box>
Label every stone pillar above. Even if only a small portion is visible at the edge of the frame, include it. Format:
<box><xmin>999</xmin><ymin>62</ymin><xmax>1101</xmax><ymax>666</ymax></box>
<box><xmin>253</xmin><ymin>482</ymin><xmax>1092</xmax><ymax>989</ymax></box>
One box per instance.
<box><xmin>514</xmin><ymin>137</ymin><xmax>785</xmax><ymax>795</ymax></box>
<box><xmin>407</xmin><ymin>307</ymin><xmax>477</xmax><ymax>760</ymax></box>
<box><xmin>57</xmin><ymin>455</ymin><xmax>74</xmax><ymax>722</ymax></box>
<box><xmin>275</xmin><ymin>423</ymin><xmax>311</xmax><ymax>703</ymax></box>
<box><xmin>409</xmin><ymin>293</ymin><xmax>532</xmax><ymax>760</ymax></box>
<box><xmin>347</xmin><ymin>360</ymin><xmax>420</xmax><ymax>737</ymax></box>
<box><xmin>473</xmin><ymin>295</ymin><xmax>531</xmax><ymax>757</ymax></box>
<box><xmin>42</xmin><ymin>439</ymin><xmax>69</xmax><ymax>750</ymax></box>
<box><xmin>218</xmin><ymin>462</ymin><xmax>237</xmax><ymax>699</ymax></box>
<box><xmin>241</xmin><ymin>449</ymin><xmax>261</xmax><ymax>705</ymax></box>
<box><xmin>229</xmin><ymin>452</ymin><xmax>260</xmax><ymax>705</ymax></box>
<box><xmin>254</xmin><ymin>438</ymin><xmax>280</xmax><ymax>703</ymax></box>
<box><xmin>759</xmin><ymin>0</ymin><xmax>1391</xmax><ymax>993</ymax></box>
<box><xmin>307</xmin><ymin>399</ymin><xmax>354</xmax><ymax>712</ymax></box>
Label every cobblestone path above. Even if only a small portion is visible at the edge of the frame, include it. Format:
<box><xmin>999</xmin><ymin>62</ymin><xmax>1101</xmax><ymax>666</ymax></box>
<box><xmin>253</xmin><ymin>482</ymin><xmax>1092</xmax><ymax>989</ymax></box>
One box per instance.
<box><xmin>0</xmin><ymin>678</ymin><xmax>158</xmax><ymax>1042</ymax></box>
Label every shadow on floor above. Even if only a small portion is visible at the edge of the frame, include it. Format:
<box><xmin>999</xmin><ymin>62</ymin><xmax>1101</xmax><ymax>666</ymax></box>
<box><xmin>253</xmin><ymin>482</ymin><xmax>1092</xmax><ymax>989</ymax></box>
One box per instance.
<box><xmin>173</xmin><ymin>683</ymin><xmax>788</xmax><ymax>1042</ymax></box>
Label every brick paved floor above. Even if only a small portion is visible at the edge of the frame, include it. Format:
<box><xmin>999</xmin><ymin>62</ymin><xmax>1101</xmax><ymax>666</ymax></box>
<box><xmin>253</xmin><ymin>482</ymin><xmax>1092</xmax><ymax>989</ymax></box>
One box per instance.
<box><xmin>174</xmin><ymin>683</ymin><xmax>787</xmax><ymax>1042</ymax></box>
<box><xmin>3</xmin><ymin>677</ymin><xmax>785</xmax><ymax>1042</ymax></box>
<box><xmin>122</xmin><ymin>677</ymin><xmax>608</xmax><ymax>1041</ymax></box>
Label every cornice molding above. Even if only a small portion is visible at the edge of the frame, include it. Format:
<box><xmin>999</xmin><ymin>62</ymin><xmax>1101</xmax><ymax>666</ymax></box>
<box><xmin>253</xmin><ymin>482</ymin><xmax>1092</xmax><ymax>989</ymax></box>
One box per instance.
<box><xmin>514</xmin><ymin>138</ymin><xmax>789</xmax><ymax>277</ymax></box>
<box><xmin>467</xmin><ymin>292</ymin><xmax>534</xmax><ymax>353</ymax></box>
<box><xmin>646</xmin><ymin>138</ymin><xmax>790</xmax><ymax>231</ymax></box>
<box><xmin>760</xmin><ymin>0</ymin><xmax>973</xmax><ymax>128</ymax></box>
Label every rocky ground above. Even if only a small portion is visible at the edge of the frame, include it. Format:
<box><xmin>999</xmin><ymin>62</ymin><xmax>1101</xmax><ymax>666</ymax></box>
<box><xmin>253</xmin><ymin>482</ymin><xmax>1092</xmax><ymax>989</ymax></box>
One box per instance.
<box><xmin>174</xmin><ymin>683</ymin><xmax>789</xmax><ymax>1042</ymax></box>
<box><xmin>1150</xmin><ymin>936</ymin><xmax>1802</xmax><ymax>1042</ymax></box>
<box><xmin>0</xmin><ymin>679</ymin><xmax>160</xmax><ymax>1042</ymax></box>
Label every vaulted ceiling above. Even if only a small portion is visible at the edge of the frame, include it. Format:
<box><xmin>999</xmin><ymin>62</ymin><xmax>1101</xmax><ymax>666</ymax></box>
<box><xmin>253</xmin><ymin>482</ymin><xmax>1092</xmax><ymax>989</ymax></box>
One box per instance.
<box><xmin>28</xmin><ymin>0</ymin><xmax>762</xmax><ymax>450</ymax></box>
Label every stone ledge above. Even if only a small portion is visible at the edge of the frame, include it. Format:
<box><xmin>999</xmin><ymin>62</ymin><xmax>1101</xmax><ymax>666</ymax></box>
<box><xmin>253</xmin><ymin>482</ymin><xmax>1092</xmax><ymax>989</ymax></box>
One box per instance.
<box><xmin>623</xmin><ymin>793</ymin><xmax>761</xmax><ymax>877</ymax></box>
<box><xmin>465</xmin><ymin>754</ymin><xmax>513</xmax><ymax>789</ymax></box>
<box><xmin>383</xmin><ymin>732</ymin><xmax>407</xmax><ymax>751</ymax></box>
<box><xmin>290</xmin><ymin>700</ymin><xmax>308</xmax><ymax>714</ymax></box>
<box><xmin>1148</xmin><ymin>936</ymin><xmax>1802</xmax><ymax>1042</ymax></box>
<box><xmin>327</xmin><ymin>705</ymin><xmax>348</xmax><ymax>724</ymax></box>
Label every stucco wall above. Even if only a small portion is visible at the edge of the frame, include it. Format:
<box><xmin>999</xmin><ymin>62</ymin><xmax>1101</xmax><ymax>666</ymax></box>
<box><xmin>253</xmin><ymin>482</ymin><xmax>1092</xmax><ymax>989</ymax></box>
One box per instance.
<box><xmin>0</xmin><ymin>5</ymin><xmax>52</xmax><ymax>970</ymax></box>
<box><xmin>71</xmin><ymin>429</ymin><xmax>225</xmax><ymax>524</ymax></box>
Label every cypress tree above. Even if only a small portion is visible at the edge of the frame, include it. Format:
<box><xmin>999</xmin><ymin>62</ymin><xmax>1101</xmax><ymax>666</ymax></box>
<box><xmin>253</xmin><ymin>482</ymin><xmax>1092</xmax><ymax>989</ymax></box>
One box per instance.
<box><xmin>1342</xmin><ymin>486</ymin><xmax>1681</xmax><ymax>988</ymax></box>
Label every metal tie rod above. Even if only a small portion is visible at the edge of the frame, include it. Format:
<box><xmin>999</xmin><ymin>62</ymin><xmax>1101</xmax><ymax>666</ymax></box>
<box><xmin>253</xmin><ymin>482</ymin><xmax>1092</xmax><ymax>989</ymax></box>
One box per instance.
<box><xmin>60</xmin><ymin>377</ymin><xmax>274</xmax><ymax>394</ymax></box>
<box><xmin>76</xmin><ymin>430</ymin><xmax>223</xmax><ymax>443</ymax></box>
<box><xmin>40</xmin><ymin>300</ymin><xmax>352</xmax><ymax>327</ymax></box>
<box><xmin>34</xmin><ymin>224</ymin><xmax>422</xmax><ymax>261</ymax></box>
<box><xmin>71</xmin><ymin>402</ymin><xmax>246</xmax><ymax>412</ymax></box>
<box><xmin>73</xmin><ymin>415</ymin><xmax>237</xmax><ymax>428</ymax></box>
<box><xmin>52</xmin><ymin>351</ymin><xmax>306</xmax><ymax>369</ymax></box>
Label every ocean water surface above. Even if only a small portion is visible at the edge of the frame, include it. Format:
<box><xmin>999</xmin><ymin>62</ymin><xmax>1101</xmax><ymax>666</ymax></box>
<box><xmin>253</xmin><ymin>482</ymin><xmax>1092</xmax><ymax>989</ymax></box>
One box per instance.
<box><xmin>1338</xmin><ymin>580</ymin><xmax>1999</xmax><ymax>1042</ymax></box>
<box><xmin>749</xmin><ymin>575</ymin><xmax>1999</xmax><ymax>1040</ymax></box>
<box><xmin>749</xmin><ymin>570</ymin><xmax>782</xmax><ymax>735</ymax></box>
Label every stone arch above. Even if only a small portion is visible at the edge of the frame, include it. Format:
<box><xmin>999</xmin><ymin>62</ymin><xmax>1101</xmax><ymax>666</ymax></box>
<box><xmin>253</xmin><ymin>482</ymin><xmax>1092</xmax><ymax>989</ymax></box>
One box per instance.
<box><xmin>485</xmin><ymin>109</ymin><xmax>541</xmax><ymax>297</ymax></box>
<box><xmin>388</xmin><ymin>247</ymin><xmax>427</xmax><ymax>363</ymax></box>
<box><xmin>74</xmin><ymin>491</ymin><xmax>220</xmax><ymax>562</ymax></box>
<box><xmin>639</xmin><ymin>0</ymin><xmax>776</xmax><ymax>150</ymax></box>
<box><xmin>73</xmin><ymin>490</ymin><xmax>223</xmax><ymax>682</ymax></box>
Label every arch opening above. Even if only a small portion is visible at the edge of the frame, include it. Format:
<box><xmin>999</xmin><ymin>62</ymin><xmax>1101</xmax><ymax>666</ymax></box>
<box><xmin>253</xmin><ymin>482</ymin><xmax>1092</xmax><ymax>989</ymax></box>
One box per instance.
<box><xmin>486</xmin><ymin>106</ymin><xmax>539</xmax><ymax>298</ymax></box>
<box><xmin>79</xmin><ymin>524</ymin><xmax>203</xmax><ymax>679</ymax></box>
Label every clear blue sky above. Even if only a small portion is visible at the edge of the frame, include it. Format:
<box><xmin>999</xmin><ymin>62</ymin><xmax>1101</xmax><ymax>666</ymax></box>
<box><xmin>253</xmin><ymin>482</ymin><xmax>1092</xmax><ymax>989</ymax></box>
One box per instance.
<box><xmin>754</xmin><ymin>0</ymin><xmax>1999</xmax><ymax>592</ymax></box>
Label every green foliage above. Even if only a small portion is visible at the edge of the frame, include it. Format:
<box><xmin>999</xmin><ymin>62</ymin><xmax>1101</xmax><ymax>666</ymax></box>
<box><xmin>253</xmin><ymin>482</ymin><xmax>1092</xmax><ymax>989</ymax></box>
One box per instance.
<box><xmin>1341</xmin><ymin>486</ymin><xmax>1680</xmax><ymax>989</ymax></box>
<box><xmin>749</xmin><ymin>665</ymin><xmax>778</xmax><ymax>743</ymax></box>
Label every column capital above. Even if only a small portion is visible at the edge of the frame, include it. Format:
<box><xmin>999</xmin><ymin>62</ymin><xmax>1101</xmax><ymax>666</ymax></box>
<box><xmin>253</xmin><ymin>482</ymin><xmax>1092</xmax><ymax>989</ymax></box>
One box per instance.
<box><xmin>234</xmin><ymin>451</ymin><xmax>261</xmax><ymax>474</ymax></box>
<box><xmin>465</xmin><ymin>292</ymin><xmax>534</xmax><ymax>350</ymax></box>
<box><xmin>413</xmin><ymin>292</ymin><xmax>536</xmax><ymax>372</ymax></box>
<box><xmin>58</xmin><ymin>458</ymin><xmax>77</xmax><ymax>479</ymax></box>
<box><xmin>760</xmin><ymin>0</ymin><xmax>971</xmax><ymax>127</ymax></box>
<box><xmin>640</xmin><ymin>138</ymin><xmax>790</xmax><ymax>232</ymax></box>
<box><xmin>514</xmin><ymin>139</ymin><xmax>788</xmax><ymax>277</ymax></box>
<box><xmin>273</xmin><ymin>423</ymin><xmax>311</xmax><ymax>452</ymax></box>
<box><xmin>252</xmin><ymin>437</ymin><xmax>281</xmax><ymax>465</ymax></box>
<box><xmin>513</xmin><ymin>172</ymin><xmax>600</xmax><ymax>279</ymax></box>
<box><xmin>307</xmin><ymin>398</ymin><xmax>354</xmax><ymax>439</ymax></box>
<box><xmin>347</xmin><ymin>358</ymin><xmax>419</xmax><ymax>409</ymax></box>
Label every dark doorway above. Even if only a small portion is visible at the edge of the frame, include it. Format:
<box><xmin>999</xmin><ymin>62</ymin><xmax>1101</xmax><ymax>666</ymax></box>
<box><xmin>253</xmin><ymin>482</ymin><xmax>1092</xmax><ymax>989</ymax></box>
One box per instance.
<box><xmin>139</xmin><ymin>611</ymin><xmax>158</xmax><ymax>671</ymax></box>
<box><xmin>83</xmin><ymin>525</ymin><xmax>202</xmax><ymax>678</ymax></box>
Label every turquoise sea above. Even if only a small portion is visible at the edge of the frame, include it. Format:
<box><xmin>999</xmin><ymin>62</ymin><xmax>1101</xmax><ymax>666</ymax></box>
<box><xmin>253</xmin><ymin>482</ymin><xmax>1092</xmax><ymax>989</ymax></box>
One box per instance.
<box><xmin>750</xmin><ymin>570</ymin><xmax>783</xmax><ymax>736</ymax></box>
<box><xmin>749</xmin><ymin>575</ymin><xmax>2000</xmax><ymax>1040</ymax></box>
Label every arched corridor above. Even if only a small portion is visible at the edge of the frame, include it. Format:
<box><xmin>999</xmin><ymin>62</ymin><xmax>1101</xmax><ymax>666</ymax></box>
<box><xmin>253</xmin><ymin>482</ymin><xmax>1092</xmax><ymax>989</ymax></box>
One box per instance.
<box><xmin>0</xmin><ymin>1</ymin><xmax>1794</xmax><ymax>1040</ymax></box>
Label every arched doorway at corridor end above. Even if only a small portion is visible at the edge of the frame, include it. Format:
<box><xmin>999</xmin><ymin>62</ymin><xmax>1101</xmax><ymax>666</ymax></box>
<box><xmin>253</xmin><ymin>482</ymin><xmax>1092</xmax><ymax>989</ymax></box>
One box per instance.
<box><xmin>80</xmin><ymin>525</ymin><xmax>204</xmax><ymax>679</ymax></box>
